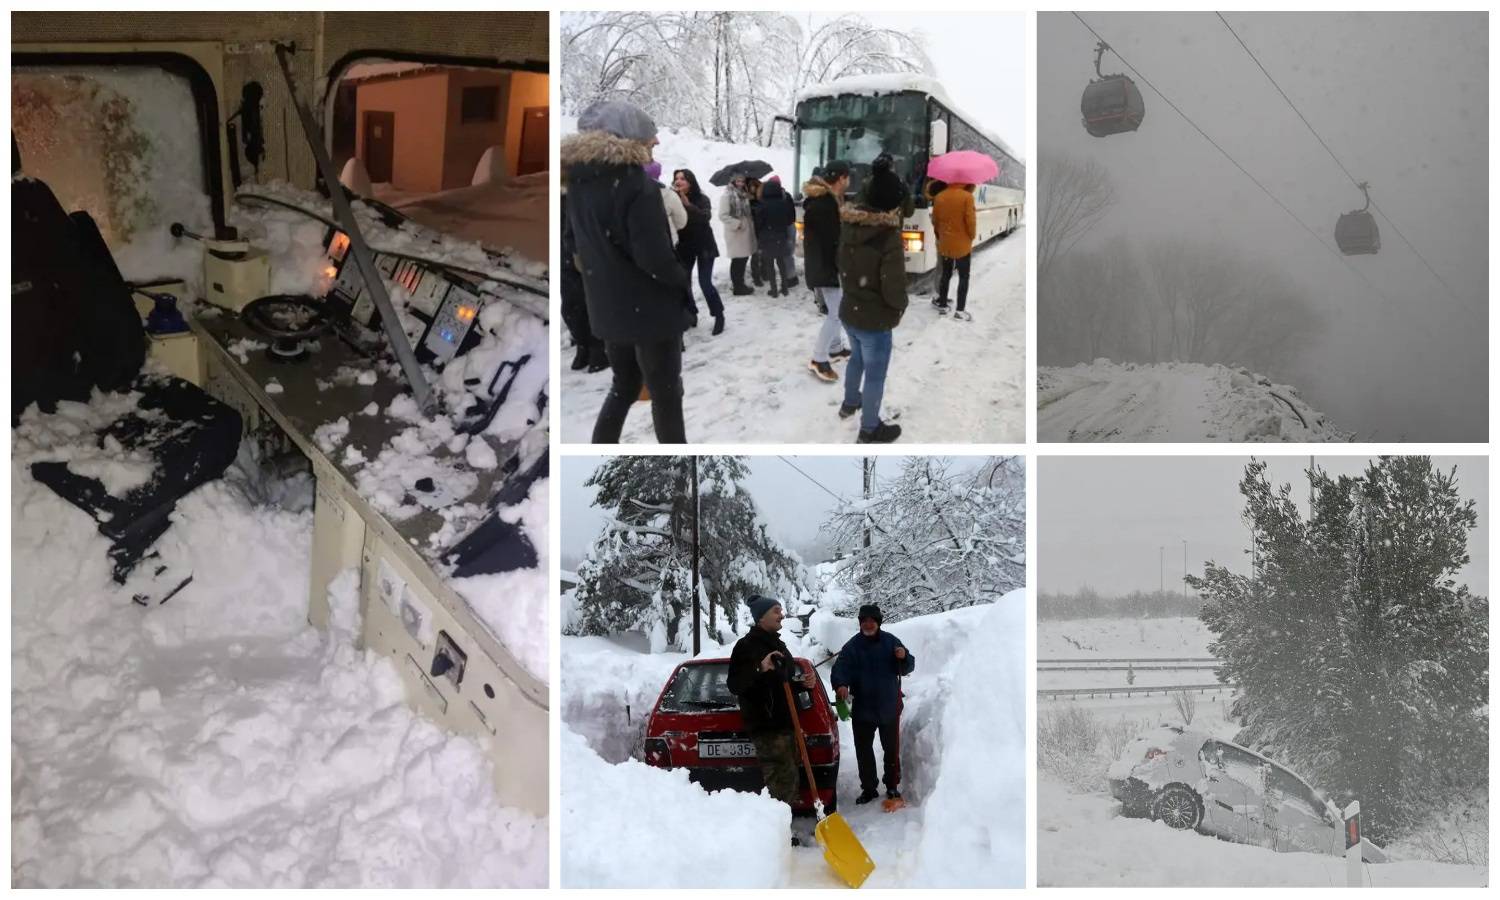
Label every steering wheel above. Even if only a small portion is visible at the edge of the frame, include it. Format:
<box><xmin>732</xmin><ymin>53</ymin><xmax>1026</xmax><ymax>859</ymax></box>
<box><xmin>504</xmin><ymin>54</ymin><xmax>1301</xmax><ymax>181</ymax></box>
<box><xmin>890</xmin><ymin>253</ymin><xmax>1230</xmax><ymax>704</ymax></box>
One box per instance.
<box><xmin>240</xmin><ymin>294</ymin><xmax>331</xmax><ymax>361</ymax></box>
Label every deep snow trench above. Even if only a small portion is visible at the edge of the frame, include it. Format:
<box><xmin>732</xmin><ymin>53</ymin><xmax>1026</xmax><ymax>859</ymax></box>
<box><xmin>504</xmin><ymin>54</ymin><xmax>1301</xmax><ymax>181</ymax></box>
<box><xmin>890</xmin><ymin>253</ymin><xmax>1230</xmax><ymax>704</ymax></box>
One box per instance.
<box><xmin>560</xmin><ymin>593</ymin><xmax>1025</xmax><ymax>888</ymax></box>
<box><xmin>10</xmin><ymin>398</ymin><xmax>546</xmax><ymax>888</ymax></box>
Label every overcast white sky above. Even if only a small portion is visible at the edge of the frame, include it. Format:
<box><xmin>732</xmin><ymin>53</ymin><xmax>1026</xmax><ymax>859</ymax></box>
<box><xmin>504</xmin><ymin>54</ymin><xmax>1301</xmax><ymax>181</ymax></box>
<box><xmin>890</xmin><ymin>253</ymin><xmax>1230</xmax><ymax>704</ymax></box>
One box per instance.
<box><xmin>806</xmin><ymin>11</ymin><xmax>1028</xmax><ymax>153</ymax></box>
<box><xmin>1039</xmin><ymin>12</ymin><xmax>1487</xmax><ymax>441</ymax></box>
<box><xmin>1039</xmin><ymin>456</ymin><xmax>1488</xmax><ymax>597</ymax></box>
<box><xmin>560</xmin><ymin>455</ymin><xmax>1000</xmax><ymax>567</ymax></box>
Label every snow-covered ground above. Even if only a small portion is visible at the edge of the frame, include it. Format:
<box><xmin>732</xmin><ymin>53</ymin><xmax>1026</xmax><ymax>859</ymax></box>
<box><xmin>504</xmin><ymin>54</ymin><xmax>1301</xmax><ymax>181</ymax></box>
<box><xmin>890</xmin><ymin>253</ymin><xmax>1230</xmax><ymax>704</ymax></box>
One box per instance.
<box><xmin>1038</xmin><ymin>360</ymin><xmax>1350</xmax><ymax>442</ymax></box>
<box><xmin>11</xmin><ymin>400</ymin><xmax>546</xmax><ymax>887</ymax></box>
<box><xmin>561</xmin><ymin>592</ymin><xmax>1025</xmax><ymax>887</ymax></box>
<box><xmin>1038</xmin><ymin>776</ymin><xmax>1486</xmax><ymax>887</ymax></box>
<box><xmin>560</xmin><ymin>121</ymin><xmax>1025</xmax><ymax>444</ymax></box>
<box><xmin>1036</xmin><ymin>615</ymin><xmax>1488</xmax><ymax>886</ymax></box>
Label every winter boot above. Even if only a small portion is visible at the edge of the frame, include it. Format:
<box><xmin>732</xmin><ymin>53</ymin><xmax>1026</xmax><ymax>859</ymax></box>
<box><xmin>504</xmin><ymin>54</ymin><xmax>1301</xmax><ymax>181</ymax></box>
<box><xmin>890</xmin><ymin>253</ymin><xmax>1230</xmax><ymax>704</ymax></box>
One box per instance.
<box><xmin>829</xmin><ymin>347</ymin><xmax>852</xmax><ymax>362</ymax></box>
<box><xmin>784</xmin><ymin>276</ymin><xmax>800</xmax><ymax>290</ymax></box>
<box><xmin>586</xmin><ymin>345</ymin><xmax>610</xmax><ymax>374</ymax></box>
<box><xmin>838</xmin><ymin>402</ymin><xmax>860</xmax><ymax>419</ymax></box>
<box><xmin>857</xmin><ymin>421</ymin><xmax>902</xmax><ymax>444</ymax></box>
<box><xmin>855</xmin><ymin>788</ymin><xmax>880</xmax><ymax>805</ymax></box>
<box><xmin>953</xmin><ymin>309</ymin><xmax>973</xmax><ymax>322</ymax></box>
<box><xmin>712</xmin><ymin>314</ymin><xmax>725</xmax><ymax>336</ymax></box>
<box><xmin>732</xmin><ymin>284</ymin><xmax>755</xmax><ymax>296</ymax></box>
<box><xmin>808</xmin><ymin>360</ymin><xmax>838</xmax><ymax>383</ymax></box>
<box><xmin>571</xmin><ymin>344</ymin><xmax>590</xmax><ymax>370</ymax></box>
<box><xmin>882</xmin><ymin>789</ymin><xmax>906</xmax><ymax>812</ymax></box>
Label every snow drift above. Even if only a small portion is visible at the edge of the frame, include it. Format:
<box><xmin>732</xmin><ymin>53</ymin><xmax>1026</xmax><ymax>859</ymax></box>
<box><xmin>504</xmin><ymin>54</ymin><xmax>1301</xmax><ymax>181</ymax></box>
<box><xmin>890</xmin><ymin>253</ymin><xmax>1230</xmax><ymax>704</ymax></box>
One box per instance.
<box><xmin>1038</xmin><ymin>359</ymin><xmax>1349</xmax><ymax>442</ymax></box>
<box><xmin>560</xmin><ymin>726</ymin><xmax>790</xmax><ymax>888</ymax></box>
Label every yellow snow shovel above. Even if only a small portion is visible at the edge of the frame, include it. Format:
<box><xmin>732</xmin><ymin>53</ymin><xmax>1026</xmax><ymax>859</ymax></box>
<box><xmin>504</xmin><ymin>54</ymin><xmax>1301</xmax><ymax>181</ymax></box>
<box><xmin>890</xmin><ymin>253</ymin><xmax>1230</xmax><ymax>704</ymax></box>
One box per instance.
<box><xmin>782</xmin><ymin>679</ymin><xmax>875</xmax><ymax>888</ymax></box>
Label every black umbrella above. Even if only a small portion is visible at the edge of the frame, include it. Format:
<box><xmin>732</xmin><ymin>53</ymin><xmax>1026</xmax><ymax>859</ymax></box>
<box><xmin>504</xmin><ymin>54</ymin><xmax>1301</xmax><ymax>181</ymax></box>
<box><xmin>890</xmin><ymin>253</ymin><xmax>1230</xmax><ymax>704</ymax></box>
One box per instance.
<box><xmin>709</xmin><ymin>159</ymin><xmax>773</xmax><ymax>186</ymax></box>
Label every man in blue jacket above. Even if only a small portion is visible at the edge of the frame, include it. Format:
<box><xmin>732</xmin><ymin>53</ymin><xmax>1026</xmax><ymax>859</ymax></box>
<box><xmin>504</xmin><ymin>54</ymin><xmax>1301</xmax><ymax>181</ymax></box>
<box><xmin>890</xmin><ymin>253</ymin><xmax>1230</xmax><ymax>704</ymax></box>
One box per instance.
<box><xmin>831</xmin><ymin>603</ymin><xmax>915</xmax><ymax>806</ymax></box>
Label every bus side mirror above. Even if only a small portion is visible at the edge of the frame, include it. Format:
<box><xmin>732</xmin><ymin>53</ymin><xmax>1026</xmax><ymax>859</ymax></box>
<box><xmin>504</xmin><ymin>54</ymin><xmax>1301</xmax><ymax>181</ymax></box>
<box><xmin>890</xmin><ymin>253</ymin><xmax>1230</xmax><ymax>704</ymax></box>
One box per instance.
<box><xmin>930</xmin><ymin>120</ymin><xmax>949</xmax><ymax>156</ymax></box>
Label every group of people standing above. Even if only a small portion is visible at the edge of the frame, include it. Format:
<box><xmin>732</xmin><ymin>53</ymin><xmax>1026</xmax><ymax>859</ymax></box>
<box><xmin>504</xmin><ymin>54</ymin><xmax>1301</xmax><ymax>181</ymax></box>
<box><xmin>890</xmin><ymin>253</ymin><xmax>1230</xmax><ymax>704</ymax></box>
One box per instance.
<box><xmin>561</xmin><ymin>98</ymin><xmax>980</xmax><ymax>445</ymax></box>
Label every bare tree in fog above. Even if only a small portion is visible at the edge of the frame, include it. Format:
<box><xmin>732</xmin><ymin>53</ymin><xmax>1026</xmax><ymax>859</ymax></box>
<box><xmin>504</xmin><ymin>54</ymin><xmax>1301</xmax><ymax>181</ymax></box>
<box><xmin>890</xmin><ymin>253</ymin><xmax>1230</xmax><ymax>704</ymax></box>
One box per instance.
<box><xmin>1037</xmin><ymin>153</ymin><xmax>1116</xmax><ymax>282</ymax></box>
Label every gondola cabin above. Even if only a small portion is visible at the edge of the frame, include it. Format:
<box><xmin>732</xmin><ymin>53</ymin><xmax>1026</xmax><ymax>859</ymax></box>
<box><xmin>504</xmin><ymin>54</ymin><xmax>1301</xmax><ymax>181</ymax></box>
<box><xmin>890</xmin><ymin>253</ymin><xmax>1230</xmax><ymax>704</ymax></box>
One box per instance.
<box><xmin>1335</xmin><ymin>210</ymin><xmax>1380</xmax><ymax>255</ymax></box>
<box><xmin>1082</xmin><ymin>74</ymin><xmax>1145</xmax><ymax>137</ymax></box>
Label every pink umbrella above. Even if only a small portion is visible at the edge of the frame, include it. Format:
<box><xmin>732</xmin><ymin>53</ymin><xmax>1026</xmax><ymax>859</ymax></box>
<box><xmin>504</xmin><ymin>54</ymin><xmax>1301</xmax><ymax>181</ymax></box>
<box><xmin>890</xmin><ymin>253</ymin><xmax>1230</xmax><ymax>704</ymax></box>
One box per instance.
<box><xmin>926</xmin><ymin>150</ymin><xmax>997</xmax><ymax>185</ymax></box>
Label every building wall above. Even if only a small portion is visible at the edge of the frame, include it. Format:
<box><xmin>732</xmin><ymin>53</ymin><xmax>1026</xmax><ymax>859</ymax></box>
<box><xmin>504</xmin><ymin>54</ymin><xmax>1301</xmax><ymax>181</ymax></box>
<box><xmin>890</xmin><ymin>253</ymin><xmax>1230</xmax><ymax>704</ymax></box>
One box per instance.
<box><xmin>505</xmin><ymin>71</ymin><xmax>550</xmax><ymax>177</ymax></box>
<box><xmin>354</xmin><ymin>71</ymin><xmax>449</xmax><ymax>193</ymax></box>
<box><xmin>440</xmin><ymin>69</ymin><xmax>511</xmax><ymax>190</ymax></box>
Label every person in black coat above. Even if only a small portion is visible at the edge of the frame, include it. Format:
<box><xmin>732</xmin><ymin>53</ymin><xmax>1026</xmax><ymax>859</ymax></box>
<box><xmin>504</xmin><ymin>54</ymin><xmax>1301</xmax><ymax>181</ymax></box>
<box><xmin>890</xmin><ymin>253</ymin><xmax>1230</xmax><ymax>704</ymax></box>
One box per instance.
<box><xmin>831</xmin><ymin>603</ymin><xmax>915</xmax><ymax>804</ymax></box>
<box><xmin>559</xmin><ymin>201</ymin><xmax>608</xmax><ymax>373</ymax></box>
<box><xmin>802</xmin><ymin>160</ymin><xmax>851</xmax><ymax>382</ymax></box>
<box><xmin>561</xmin><ymin>101</ymin><xmax>690</xmax><ymax>444</ymax></box>
<box><xmin>727</xmin><ymin>596</ymin><xmax>810</xmax><ymax>838</ymax></box>
<box><xmin>671</xmin><ymin>168</ymin><xmax>725</xmax><ymax>336</ymax></box>
<box><xmin>752</xmin><ymin>178</ymin><xmax>798</xmax><ymax>296</ymax></box>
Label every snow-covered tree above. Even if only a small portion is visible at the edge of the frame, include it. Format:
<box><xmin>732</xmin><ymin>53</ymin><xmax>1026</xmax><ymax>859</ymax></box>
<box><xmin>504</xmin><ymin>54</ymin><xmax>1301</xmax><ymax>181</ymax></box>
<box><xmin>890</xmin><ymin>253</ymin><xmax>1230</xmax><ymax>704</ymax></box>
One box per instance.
<box><xmin>562</xmin><ymin>11</ymin><xmax>930</xmax><ymax>146</ymax></box>
<box><xmin>824</xmin><ymin>457</ymin><xmax>1024</xmax><ymax>620</ymax></box>
<box><xmin>569</xmin><ymin>456</ymin><xmax>810</xmax><ymax>650</ymax></box>
<box><xmin>1192</xmin><ymin>457</ymin><xmax>1487</xmax><ymax>842</ymax></box>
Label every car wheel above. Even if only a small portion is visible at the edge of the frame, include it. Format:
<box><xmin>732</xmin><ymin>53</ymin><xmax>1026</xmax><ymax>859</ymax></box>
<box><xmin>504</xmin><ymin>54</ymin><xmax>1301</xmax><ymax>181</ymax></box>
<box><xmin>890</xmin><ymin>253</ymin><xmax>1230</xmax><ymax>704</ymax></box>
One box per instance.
<box><xmin>1152</xmin><ymin>785</ymin><xmax>1203</xmax><ymax>830</ymax></box>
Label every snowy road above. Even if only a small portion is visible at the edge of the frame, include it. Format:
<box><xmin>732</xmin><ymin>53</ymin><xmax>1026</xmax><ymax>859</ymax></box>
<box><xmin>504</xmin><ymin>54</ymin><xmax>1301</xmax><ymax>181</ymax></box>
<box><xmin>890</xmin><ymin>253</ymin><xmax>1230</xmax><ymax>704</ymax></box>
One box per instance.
<box><xmin>1037</xmin><ymin>360</ymin><xmax>1349</xmax><ymax>442</ymax></box>
<box><xmin>560</xmin><ymin>229</ymin><xmax>1025</xmax><ymax>445</ymax></box>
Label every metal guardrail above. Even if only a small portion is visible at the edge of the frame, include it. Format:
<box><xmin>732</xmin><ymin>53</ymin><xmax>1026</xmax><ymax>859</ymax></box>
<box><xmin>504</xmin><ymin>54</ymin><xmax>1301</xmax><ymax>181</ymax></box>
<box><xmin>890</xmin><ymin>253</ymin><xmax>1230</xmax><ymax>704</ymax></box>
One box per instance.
<box><xmin>1039</xmin><ymin>663</ymin><xmax>1220</xmax><ymax>672</ymax></box>
<box><xmin>1038</xmin><ymin>682</ymin><xmax>1232</xmax><ymax>699</ymax></box>
<box><xmin>1038</xmin><ymin>657</ymin><xmax>1218</xmax><ymax>664</ymax></box>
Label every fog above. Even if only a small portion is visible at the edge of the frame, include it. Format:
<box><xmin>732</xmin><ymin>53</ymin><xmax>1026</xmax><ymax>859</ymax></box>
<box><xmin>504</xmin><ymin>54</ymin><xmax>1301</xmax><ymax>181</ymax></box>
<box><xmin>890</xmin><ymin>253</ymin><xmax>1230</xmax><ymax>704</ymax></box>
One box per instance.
<box><xmin>1039</xmin><ymin>455</ymin><xmax>1489</xmax><ymax>597</ymax></box>
<box><xmin>1038</xmin><ymin>12</ymin><xmax>1487</xmax><ymax>441</ymax></box>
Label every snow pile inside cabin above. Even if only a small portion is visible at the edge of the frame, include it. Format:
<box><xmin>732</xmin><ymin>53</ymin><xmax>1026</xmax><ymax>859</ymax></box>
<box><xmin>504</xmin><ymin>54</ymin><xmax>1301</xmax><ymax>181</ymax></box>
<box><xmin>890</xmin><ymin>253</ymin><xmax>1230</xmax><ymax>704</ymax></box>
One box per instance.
<box><xmin>1037</xmin><ymin>359</ymin><xmax>1350</xmax><ymax>442</ymax></box>
<box><xmin>375</xmin><ymin>169</ymin><xmax>552</xmax><ymax>266</ymax></box>
<box><xmin>12</xmin><ymin>65</ymin><xmax>212</xmax><ymax>287</ymax></box>
<box><xmin>11</xmin><ymin>403</ymin><xmax>545</xmax><ymax>888</ymax></box>
<box><xmin>560</xmin><ymin>726</ymin><xmax>791</xmax><ymax>888</ymax></box>
<box><xmin>228</xmin><ymin>184</ymin><xmax>551</xmax><ymax>682</ymax></box>
<box><xmin>559</xmin><ymin>118</ymin><xmax>1025</xmax><ymax>443</ymax></box>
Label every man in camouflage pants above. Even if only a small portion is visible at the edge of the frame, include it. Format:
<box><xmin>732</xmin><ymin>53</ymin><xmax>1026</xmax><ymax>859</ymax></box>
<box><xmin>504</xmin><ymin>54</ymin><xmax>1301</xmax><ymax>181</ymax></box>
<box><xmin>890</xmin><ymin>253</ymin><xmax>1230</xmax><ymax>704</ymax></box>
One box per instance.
<box><xmin>727</xmin><ymin>594</ymin><xmax>807</xmax><ymax>844</ymax></box>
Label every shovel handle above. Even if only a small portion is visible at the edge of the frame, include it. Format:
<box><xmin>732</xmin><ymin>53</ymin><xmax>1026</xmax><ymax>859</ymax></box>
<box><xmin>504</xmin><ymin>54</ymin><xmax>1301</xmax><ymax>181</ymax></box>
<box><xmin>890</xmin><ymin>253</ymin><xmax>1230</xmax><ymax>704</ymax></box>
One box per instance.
<box><xmin>781</xmin><ymin>678</ymin><xmax>823</xmax><ymax>818</ymax></box>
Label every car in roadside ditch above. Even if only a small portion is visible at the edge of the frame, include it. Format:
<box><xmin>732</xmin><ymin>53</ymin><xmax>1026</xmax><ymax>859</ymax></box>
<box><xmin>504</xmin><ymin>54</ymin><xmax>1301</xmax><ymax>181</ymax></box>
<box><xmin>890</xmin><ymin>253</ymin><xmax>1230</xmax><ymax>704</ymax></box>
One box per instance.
<box><xmin>1108</xmin><ymin>725</ymin><xmax>1386</xmax><ymax>862</ymax></box>
<box><xmin>643</xmin><ymin>656</ymin><xmax>840</xmax><ymax>813</ymax></box>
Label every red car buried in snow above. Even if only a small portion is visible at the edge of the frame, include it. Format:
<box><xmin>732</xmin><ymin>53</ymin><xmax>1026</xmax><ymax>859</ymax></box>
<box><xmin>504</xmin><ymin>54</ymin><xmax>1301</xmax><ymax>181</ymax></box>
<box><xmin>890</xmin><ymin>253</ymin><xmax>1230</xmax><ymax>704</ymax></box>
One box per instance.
<box><xmin>643</xmin><ymin>656</ymin><xmax>841</xmax><ymax>813</ymax></box>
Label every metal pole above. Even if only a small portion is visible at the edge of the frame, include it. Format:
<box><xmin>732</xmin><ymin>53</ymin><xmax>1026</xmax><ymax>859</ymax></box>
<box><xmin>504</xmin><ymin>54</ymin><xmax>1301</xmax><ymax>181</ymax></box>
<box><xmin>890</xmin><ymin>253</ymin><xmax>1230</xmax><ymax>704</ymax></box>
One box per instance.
<box><xmin>691</xmin><ymin>455</ymin><xmax>701</xmax><ymax>656</ymax></box>
<box><xmin>271</xmin><ymin>43</ymin><xmax>432</xmax><ymax>409</ymax></box>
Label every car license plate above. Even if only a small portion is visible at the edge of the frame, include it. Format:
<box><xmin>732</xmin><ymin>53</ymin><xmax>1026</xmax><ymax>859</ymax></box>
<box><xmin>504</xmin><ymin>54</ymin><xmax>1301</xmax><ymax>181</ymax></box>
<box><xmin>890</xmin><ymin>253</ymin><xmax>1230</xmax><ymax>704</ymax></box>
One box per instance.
<box><xmin>700</xmin><ymin>740</ymin><xmax>755</xmax><ymax>759</ymax></box>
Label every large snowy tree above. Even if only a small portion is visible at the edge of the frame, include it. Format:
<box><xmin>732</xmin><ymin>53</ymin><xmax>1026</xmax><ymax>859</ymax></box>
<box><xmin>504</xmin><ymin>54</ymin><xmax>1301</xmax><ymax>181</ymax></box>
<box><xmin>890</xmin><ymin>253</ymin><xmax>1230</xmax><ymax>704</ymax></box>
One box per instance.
<box><xmin>561</xmin><ymin>11</ymin><xmax>930</xmax><ymax>146</ymax></box>
<box><xmin>570</xmin><ymin>456</ymin><xmax>810</xmax><ymax>650</ymax></box>
<box><xmin>1191</xmin><ymin>457</ymin><xmax>1487</xmax><ymax>841</ymax></box>
<box><xmin>824</xmin><ymin>457</ymin><xmax>1025</xmax><ymax>620</ymax></box>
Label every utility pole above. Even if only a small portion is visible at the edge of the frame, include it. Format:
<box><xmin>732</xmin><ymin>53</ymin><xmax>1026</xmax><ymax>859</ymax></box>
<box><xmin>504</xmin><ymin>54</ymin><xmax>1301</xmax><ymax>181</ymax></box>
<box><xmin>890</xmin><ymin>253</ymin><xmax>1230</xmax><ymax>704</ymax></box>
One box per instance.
<box><xmin>691</xmin><ymin>455</ymin><xmax>701</xmax><ymax>656</ymax></box>
<box><xmin>862</xmin><ymin>457</ymin><xmax>873</xmax><ymax>550</ymax></box>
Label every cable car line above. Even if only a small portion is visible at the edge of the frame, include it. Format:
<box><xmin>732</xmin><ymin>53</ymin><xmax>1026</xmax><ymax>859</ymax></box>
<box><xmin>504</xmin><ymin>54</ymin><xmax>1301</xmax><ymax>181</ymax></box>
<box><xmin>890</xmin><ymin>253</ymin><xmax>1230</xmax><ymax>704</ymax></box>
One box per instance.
<box><xmin>1213</xmin><ymin>12</ymin><xmax>1470</xmax><ymax>311</ymax></box>
<box><xmin>1069</xmin><ymin>13</ymin><xmax>1390</xmax><ymax>305</ymax></box>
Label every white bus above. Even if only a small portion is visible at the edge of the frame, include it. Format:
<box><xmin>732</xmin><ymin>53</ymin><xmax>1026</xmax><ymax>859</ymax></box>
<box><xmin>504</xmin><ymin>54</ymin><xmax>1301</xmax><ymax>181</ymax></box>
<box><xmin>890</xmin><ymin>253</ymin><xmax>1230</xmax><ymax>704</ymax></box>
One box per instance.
<box><xmin>790</xmin><ymin>73</ymin><xmax>1024</xmax><ymax>280</ymax></box>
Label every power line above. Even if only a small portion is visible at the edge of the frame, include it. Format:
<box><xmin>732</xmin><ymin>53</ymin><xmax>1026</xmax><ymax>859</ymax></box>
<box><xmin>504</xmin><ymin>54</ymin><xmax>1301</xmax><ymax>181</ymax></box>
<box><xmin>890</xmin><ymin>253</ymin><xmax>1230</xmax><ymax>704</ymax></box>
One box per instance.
<box><xmin>776</xmin><ymin>456</ymin><xmax>846</xmax><ymax>503</ymax></box>
<box><xmin>1213</xmin><ymin>11</ymin><xmax>1471</xmax><ymax>311</ymax></box>
<box><xmin>1071</xmin><ymin>13</ymin><xmax>1444</xmax><ymax>343</ymax></box>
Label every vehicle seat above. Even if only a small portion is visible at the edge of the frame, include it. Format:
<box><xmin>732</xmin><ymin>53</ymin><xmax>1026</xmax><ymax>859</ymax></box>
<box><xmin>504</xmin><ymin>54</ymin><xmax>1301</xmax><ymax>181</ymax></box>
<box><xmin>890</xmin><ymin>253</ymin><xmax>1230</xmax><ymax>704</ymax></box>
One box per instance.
<box><xmin>13</xmin><ymin>174</ymin><xmax>242</xmax><ymax>582</ymax></box>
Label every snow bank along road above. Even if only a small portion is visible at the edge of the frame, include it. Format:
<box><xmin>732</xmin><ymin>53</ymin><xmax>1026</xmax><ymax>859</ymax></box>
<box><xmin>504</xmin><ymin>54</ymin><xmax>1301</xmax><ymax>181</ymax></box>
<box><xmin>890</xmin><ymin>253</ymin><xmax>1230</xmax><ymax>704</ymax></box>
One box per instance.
<box><xmin>561</xmin><ymin>595</ymin><xmax>1025</xmax><ymax>888</ymax></box>
<box><xmin>1037</xmin><ymin>360</ymin><xmax>1349</xmax><ymax>442</ymax></box>
<box><xmin>11</xmin><ymin>398</ymin><xmax>545</xmax><ymax>888</ymax></box>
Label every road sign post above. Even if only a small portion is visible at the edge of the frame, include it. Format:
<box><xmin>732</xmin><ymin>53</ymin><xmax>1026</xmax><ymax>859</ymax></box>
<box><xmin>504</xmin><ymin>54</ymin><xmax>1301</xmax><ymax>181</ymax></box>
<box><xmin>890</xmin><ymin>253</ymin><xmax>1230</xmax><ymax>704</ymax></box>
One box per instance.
<box><xmin>1343</xmin><ymin>800</ymin><xmax>1362</xmax><ymax>887</ymax></box>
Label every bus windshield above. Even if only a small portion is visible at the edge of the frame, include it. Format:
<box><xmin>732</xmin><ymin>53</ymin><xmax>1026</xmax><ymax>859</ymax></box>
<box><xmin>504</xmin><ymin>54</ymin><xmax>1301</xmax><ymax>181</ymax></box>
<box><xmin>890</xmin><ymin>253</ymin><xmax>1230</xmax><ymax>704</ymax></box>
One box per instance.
<box><xmin>796</xmin><ymin>91</ymin><xmax>927</xmax><ymax>198</ymax></box>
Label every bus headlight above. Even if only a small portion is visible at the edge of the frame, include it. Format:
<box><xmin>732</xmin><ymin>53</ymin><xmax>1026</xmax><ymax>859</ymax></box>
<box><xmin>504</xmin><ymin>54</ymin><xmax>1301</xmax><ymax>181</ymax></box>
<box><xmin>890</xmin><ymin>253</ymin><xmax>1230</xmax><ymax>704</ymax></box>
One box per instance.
<box><xmin>901</xmin><ymin>229</ymin><xmax>924</xmax><ymax>254</ymax></box>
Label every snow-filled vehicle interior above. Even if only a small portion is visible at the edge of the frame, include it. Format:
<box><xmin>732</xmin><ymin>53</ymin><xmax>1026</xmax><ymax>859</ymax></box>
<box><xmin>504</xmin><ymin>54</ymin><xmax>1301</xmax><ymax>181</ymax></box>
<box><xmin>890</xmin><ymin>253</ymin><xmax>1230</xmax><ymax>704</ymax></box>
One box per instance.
<box><xmin>12</xmin><ymin>14</ymin><xmax>550</xmax><ymax>817</ymax></box>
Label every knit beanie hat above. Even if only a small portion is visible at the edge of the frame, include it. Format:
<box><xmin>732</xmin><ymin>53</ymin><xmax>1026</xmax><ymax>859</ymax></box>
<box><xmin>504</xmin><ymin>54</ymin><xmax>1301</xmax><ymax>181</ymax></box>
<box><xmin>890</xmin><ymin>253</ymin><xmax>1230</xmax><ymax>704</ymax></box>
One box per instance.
<box><xmin>748</xmin><ymin>595</ymin><xmax>781</xmax><ymax>626</ymax></box>
<box><xmin>858</xmin><ymin>604</ymin><xmax>883</xmax><ymax>625</ymax></box>
<box><xmin>862</xmin><ymin>154</ymin><xmax>907</xmax><ymax>213</ymax></box>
